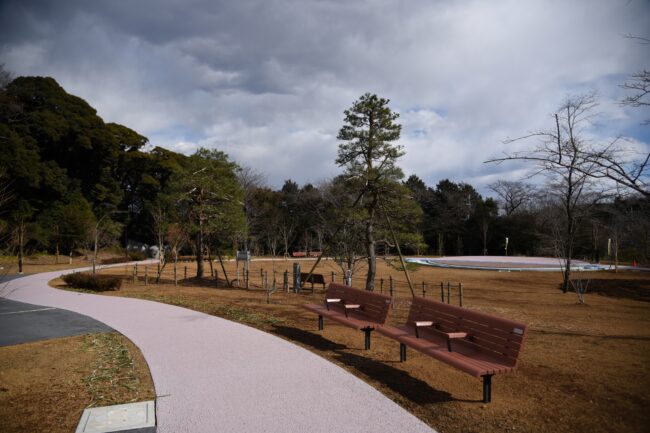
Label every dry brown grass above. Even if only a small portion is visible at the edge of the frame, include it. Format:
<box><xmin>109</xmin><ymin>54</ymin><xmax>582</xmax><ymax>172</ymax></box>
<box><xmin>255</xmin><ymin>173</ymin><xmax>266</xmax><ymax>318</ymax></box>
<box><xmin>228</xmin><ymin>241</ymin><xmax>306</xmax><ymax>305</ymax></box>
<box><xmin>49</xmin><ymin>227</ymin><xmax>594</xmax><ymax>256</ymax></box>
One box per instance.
<box><xmin>57</xmin><ymin>257</ymin><xmax>650</xmax><ymax>433</ymax></box>
<box><xmin>0</xmin><ymin>332</ymin><xmax>155</xmax><ymax>433</ymax></box>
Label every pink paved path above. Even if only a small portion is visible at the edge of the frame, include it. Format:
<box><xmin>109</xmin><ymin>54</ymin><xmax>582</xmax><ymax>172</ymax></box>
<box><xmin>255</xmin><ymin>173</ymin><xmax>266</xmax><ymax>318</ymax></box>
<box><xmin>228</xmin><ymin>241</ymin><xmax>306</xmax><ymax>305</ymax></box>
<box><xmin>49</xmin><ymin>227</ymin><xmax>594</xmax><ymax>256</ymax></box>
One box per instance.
<box><xmin>1</xmin><ymin>267</ymin><xmax>435</xmax><ymax>433</ymax></box>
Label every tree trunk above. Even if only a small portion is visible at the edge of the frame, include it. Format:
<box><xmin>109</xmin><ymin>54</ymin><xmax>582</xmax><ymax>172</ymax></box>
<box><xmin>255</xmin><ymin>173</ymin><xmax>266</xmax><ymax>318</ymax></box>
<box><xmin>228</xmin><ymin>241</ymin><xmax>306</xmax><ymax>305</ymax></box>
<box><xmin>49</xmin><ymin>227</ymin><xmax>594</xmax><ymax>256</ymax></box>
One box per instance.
<box><xmin>365</xmin><ymin>202</ymin><xmax>377</xmax><ymax>291</ymax></box>
<box><xmin>196</xmin><ymin>222</ymin><xmax>204</xmax><ymax>278</ymax></box>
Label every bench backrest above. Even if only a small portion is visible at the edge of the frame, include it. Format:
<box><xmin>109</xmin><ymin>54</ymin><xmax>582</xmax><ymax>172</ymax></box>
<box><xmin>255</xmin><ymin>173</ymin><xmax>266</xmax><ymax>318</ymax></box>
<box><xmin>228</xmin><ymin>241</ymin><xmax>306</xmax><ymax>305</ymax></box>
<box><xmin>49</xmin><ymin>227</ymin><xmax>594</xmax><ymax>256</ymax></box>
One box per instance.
<box><xmin>326</xmin><ymin>283</ymin><xmax>392</xmax><ymax>325</ymax></box>
<box><xmin>407</xmin><ymin>297</ymin><xmax>527</xmax><ymax>366</ymax></box>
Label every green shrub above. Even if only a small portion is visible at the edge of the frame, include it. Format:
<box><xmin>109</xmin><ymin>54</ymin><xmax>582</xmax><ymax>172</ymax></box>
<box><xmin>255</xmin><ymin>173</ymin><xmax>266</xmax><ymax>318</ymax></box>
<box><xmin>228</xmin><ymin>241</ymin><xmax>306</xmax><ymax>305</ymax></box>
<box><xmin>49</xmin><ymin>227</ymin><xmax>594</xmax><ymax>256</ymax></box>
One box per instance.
<box><xmin>62</xmin><ymin>273</ymin><xmax>122</xmax><ymax>292</ymax></box>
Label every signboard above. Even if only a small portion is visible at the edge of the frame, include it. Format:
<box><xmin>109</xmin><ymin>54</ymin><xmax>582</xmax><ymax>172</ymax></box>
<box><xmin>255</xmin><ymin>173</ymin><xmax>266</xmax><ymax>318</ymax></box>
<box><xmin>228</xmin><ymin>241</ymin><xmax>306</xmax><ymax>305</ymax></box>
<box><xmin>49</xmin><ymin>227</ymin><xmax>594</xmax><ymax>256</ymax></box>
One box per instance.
<box><xmin>236</xmin><ymin>251</ymin><xmax>251</xmax><ymax>262</ymax></box>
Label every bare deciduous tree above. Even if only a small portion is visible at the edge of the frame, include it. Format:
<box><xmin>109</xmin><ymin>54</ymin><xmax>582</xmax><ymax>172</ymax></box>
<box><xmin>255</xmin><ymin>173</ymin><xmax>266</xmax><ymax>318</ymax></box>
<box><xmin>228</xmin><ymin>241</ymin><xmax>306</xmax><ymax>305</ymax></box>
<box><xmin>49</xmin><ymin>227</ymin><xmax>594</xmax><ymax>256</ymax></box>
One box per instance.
<box><xmin>488</xmin><ymin>180</ymin><xmax>535</xmax><ymax>216</ymax></box>
<box><xmin>236</xmin><ymin>165</ymin><xmax>266</xmax><ymax>251</ymax></box>
<box><xmin>621</xmin><ymin>35</ymin><xmax>650</xmax><ymax>125</ymax></box>
<box><xmin>488</xmin><ymin>94</ymin><xmax>607</xmax><ymax>294</ymax></box>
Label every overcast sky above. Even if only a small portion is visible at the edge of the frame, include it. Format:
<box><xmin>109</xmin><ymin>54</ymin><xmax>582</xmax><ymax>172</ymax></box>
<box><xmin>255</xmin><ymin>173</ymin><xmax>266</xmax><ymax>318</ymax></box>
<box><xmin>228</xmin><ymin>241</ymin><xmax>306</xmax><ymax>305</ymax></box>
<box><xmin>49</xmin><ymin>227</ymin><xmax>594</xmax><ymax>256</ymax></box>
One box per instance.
<box><xmin>1</xmin><ymin>0</ymin><xmax>649</xmax><ymax>193</ymax></box>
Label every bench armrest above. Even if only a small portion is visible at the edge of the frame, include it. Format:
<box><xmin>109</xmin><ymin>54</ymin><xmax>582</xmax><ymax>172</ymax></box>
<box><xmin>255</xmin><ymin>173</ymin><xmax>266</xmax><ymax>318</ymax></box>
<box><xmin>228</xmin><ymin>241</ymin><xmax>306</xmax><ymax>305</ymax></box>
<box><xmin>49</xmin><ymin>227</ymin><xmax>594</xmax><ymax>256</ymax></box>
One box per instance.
<box><xmin>446</xmin><ymin>332</ymin><xmax>468</xmax><ymax>339</ymax></box>
<box><xmin>413</xmin><ymin>321</ymin><xmax>436</xmax><ymax>338</ymax></box>
<box><xmin>344</xmin><ymin>304</ymin><xmax>361</xmax><ymax>317</ymax></box>
<box><xmin>325</xmin><ymin>298</ymin><xmax>341</xmax><ymax>310</ymax></box>
<box><xmin>445</xmin><ymin>332</ymin><xmax>469</xmax><ymax>352</ymax></box>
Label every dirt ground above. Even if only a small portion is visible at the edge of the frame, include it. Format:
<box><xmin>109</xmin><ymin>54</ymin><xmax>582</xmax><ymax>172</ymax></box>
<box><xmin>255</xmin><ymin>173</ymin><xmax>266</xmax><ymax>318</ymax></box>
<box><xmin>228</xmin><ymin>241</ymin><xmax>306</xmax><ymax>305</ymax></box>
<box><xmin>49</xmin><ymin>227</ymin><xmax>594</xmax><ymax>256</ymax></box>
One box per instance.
<box><xmin>0</xmin><ymin>332</ymin><xmax>155</xmax><ymax>433</ymax></box>
<box><xmin>57</xmin><ymin>257</ymin><xmax>650</xmax><ymax>433</ymax></box>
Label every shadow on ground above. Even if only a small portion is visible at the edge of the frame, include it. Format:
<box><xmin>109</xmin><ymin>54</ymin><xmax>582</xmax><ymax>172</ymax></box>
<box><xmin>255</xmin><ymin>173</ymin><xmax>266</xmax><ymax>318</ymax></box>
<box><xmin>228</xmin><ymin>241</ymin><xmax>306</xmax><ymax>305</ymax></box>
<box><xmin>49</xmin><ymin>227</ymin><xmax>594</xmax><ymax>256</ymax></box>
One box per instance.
<box><xmin>271</xmin><ymin>324</ymin><xmax>457</xmax><ymax>404</ymax></box>
<box><xmin>564</xmin><ymin>279</ymin><xmax>650</xmax><ymax>302</ymax></box>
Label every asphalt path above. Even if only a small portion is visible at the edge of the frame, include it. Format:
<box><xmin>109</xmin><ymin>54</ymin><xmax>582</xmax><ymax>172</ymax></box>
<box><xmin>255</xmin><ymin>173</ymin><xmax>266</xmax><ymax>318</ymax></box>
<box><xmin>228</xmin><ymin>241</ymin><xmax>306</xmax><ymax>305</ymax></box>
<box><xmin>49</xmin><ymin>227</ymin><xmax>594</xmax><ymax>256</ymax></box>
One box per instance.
<box><xmin>1</xmin><ymin>265</ymin><xmax>436</xmax><ymax>433</ymax></box>
<box><xmin>0</xmin><ymin>299</ymin><xmax>112</xmax><ymax>346</ymax></box>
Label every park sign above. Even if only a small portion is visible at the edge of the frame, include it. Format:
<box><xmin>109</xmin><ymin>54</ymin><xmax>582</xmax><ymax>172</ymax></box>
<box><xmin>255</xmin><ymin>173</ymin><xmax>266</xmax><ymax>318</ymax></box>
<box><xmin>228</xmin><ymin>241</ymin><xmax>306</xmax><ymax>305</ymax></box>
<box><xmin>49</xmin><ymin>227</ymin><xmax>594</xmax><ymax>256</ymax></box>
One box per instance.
<box><xmin>236</xmin><ymin>251</ymin><xmax>251</xmax><ymax>262</ymax></box>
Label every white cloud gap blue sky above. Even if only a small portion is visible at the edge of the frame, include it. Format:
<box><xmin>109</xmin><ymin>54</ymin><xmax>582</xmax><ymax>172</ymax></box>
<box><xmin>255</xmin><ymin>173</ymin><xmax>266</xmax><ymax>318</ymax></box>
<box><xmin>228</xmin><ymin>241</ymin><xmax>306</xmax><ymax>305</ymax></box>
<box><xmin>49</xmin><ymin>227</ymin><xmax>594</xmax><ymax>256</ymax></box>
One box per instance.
<box><xmin>1</xmin><ymin>0</ymin><xmax>649</xmax><ymax>193</ymax></box>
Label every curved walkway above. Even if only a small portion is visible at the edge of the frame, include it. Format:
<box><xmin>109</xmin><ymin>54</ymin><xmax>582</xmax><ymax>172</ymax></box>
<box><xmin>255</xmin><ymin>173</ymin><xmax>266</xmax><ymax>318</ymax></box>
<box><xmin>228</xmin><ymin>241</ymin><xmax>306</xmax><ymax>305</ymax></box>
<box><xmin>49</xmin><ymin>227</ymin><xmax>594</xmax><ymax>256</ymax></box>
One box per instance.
<box><xmin>1</xmin><ymin>266</ymin><xmax>435</xmax><ymax>433</ymax></box>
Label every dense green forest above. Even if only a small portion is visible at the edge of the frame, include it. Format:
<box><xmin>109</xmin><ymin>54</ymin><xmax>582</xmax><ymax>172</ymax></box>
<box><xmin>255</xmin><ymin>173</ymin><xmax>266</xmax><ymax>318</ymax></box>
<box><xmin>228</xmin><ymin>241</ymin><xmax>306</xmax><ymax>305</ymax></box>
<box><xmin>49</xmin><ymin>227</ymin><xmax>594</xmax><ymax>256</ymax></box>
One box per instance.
<box><xmin>1</xmin><ymin>75</ymin><xmax>648</xmax><ymax>277</ymax></box>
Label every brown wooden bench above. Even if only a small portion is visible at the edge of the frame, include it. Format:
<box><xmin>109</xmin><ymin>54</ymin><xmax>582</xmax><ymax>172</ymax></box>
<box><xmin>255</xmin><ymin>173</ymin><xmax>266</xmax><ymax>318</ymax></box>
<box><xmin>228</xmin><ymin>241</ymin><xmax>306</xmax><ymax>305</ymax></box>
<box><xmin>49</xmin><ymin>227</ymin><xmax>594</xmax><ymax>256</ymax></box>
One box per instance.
<box><xmin>377</xmin><ymin>297</ymin><xmax>528</xmax><ymax>403</ymax></box>
<box><xmin>303</xmin><ymin>283</ymin><xmax>392</xmax><ymax>350</ymax></box>
<box><xmin>300</xmin><ymin>272</ymin><xmax>326</xmax><ymax>292</ymax></box>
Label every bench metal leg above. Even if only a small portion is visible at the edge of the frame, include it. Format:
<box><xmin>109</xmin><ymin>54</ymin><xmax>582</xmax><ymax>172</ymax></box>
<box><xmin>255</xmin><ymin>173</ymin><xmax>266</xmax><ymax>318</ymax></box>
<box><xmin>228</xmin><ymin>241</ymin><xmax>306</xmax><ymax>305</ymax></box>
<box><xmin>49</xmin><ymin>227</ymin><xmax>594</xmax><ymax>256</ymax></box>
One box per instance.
<box><xmin>399</xmin><ymin>343</ymin><xmax>406</xmax><ymax>362</ymax></box>
<box><xmin>363</xmin><ymin>328</ymin><xmax>372</xmax><ymax>350</ymax></box>
<box><xmin>318</xmin><ymin>315</ymin><xmax>323</xmax><ymax>331</ymax></box>
<box><xmin>482</xmin><ymin>375</ymin><xmax>493</xmax><ymax>403</ymax></box>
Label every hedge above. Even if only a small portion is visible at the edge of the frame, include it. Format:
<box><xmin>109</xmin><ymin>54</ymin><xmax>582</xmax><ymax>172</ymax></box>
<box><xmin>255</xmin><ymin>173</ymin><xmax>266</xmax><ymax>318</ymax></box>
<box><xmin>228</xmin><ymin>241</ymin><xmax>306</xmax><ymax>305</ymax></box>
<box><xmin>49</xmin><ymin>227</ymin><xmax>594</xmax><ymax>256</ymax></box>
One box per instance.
<box><xmin>62</xmin><ymin>273</ymin><xmax>122</xmax><ymax>292</ymax></box>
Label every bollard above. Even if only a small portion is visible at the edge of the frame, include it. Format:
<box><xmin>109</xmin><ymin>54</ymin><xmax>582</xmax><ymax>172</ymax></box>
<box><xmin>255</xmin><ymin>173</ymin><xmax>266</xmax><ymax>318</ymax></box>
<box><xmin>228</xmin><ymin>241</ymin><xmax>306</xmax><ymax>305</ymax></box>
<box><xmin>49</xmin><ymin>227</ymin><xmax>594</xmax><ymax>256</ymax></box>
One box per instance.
<box><xmin>389</xmin><ymin>276</ymin><xmax>394</xmax><ymax>297</ymax></box>
<box><xmin>422</xmin><ymin>281</ymin><xmax>426</xmax><ymax>297</ymax></box>
<box><xmin>331</xmin><ymin>271</ymin><xmax>335</xmax><ymax>283</ymax></box>
<box><xmin>245</xmin><ymin>269</ymin><xmax>250</xmax><ymax>290</ymax></box>
<box><xmin>184</xmin><ymin>266</ymin><xmax>187</xmax><ymax>281</ymax></box>
<box><xmin>135</xmin><ymin>263</ymin><xmax>138</xmax><ymax>278</ymax></box>
<box><xmin>380</xmin><ymin>278</ymin><xmax>384</xmax><ymax>294</ymax></box>
<box><xmin>459</xmin><ymin>283</ymin><xmax>464</xmax><ymax>307</ymax></box>
<box><xmin>440</xmin><ymin>282</ymin><xmax>444</xmax><ymax>302</ymax></box>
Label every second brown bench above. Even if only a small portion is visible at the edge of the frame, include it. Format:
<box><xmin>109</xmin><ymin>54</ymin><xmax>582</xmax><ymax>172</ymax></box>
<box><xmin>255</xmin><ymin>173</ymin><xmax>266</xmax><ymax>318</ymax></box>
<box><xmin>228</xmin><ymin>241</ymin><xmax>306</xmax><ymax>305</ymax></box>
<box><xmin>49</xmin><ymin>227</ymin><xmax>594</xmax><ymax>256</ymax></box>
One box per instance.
<box><xmin>303</xmin><ymin>283</ymin><xmax>392</xmax><ymax>350</ymax></box>
<box><xmin>377</xmin><ymin>296</ymin><xmax>528</xmax><ymax>403</ymax></box>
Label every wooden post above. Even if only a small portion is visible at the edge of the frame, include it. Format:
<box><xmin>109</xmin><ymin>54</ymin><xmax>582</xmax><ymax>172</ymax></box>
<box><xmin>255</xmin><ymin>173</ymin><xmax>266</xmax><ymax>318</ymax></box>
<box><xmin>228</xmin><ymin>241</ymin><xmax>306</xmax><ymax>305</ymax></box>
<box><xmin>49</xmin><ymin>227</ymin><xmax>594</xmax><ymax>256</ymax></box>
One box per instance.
<box><xmin>389</xmin><ymin>276</ymin><xmax>394</xmax><ymax>298</ymax></box>
<box><xmin>184</xmin><ymin>266</ymin><xmax>187</xmax><ymax>281</ymax></box>
<box><xmin>133</xmin><ymin>266</ymin><xmax>137</xmax><ymax>284</ymax></box>
<box><xmin>447</xmin><ymin>281</ymin><xmax>451</xmax><ymax>304</ymax></box>
<box><xmin>440</xmin><ymin>282</ymin><xmax>444</xmax><ymax>302</ymax></box>
<box><xmin>331</xmin><ymin>271</ymin><xmax>335</xmax><ymax>283</ymax></box>
<box><xmin>245</xmin><ymin>269</ymin><xmax>250</xmax><ymax>290</ymax></box>
<box><xmin>380</xmin><ymin>278</ymin><xmax>384</xmax><ymax>294</ymax></box>
<box><xmin>260</xmin><ymin>269</ymin><xmax>264</xmax><ymax>287</ymax></box>
<box><xmin>459</xmin><ymin>283</ymin><xmax>463</xmax><ymax>307</ymax></box>
<box><xmin>92</xmin><ymin>259</ymin><xmax>96</xmax><ymax>275</ymax></box>
<box><xmin>145</xmin><ymin>265</ymin><xmax>149</xmax><ymax>286</ymax></box>
<box><xmin>174</xmin><ymin>261</ymin><xmax>177</xmax><ymax>286</ymax></box>
<box><xmin>283</xmin><ymin>270</ymin><xmax>289</xmax><ymax>292</ymax></box>
<box><xmin>135</xmin><ymin>263</ymin><xmax>138</xmax><ymax>278</ymax></box>
<box><xmin>422</xmin><ymin>281</ymin><xmax>426</xmax><ymax>297</ymax></box>
<box><xmin>264</xmin><ymin>270</ymin><xmax>268</xmax><ymax>289</ymax></box>
<box><xmin>293</xmin><ymin>262</ymin><xmax>301</xmax><ymax>294</ymax></box>
<box><xmin>215</xmin><ymin>269</ymin><xmax>218</xmax><ymax>288</ymax></box>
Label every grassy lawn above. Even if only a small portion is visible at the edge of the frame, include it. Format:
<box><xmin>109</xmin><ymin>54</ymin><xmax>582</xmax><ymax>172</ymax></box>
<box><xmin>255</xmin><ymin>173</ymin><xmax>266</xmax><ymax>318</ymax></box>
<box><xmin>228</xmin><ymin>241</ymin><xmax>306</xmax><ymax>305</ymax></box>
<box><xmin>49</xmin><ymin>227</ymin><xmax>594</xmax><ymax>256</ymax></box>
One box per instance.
<box><xmin>0</xmin><ymin>332</ymin><xmax>155</xmax><ymax>433</ymax></box>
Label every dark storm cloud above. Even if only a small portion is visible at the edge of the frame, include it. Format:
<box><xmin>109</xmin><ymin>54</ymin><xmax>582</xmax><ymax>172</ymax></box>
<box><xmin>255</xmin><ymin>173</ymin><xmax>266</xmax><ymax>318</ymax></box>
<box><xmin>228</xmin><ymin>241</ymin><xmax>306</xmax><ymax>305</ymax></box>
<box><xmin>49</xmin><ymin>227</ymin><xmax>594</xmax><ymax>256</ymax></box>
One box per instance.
<box><xmin>1</xmin><ymin>0</ymin><xmax>649</xmax><ymax>190</ymax></box>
